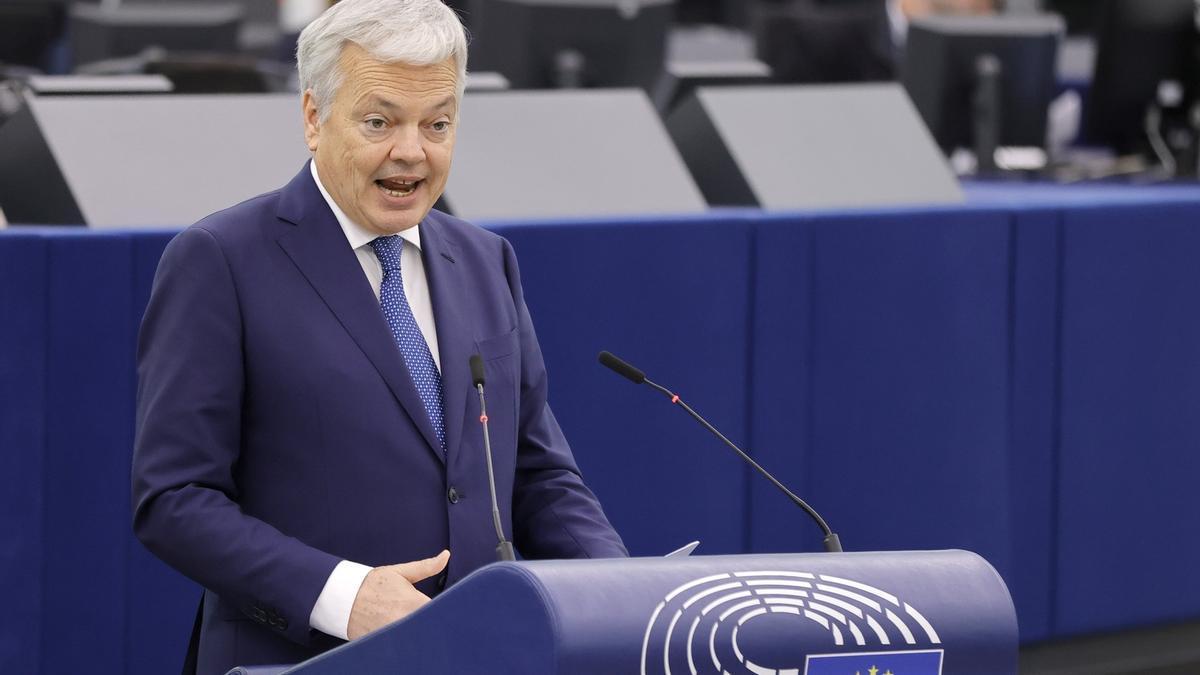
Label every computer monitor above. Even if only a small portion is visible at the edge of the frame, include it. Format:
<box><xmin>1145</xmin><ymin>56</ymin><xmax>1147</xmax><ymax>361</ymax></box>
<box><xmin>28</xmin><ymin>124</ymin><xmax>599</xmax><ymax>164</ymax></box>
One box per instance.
<box><xmin>467</xmin><ymin>0</ymin><xmax>675</xmax><ymax>90</ymax></box>
<box><xmin>750</xmin><ymin>0</ymin><xmax>895</xmax><ymax>84</ymax></box>
<box><xmin>69</xmin><ymin>2</ymin><xmax>243</xmax><ymax>68</ymax></box>
<box><xmin>903</xmin><ymin>13</ymin><xmax>1063</xmax><ymax>158</ymax></box>
<box><xmin>674</xmin><ymin>0</ymin><xmax>748</xmax><ymax>27</ymax></box>
<box><xmin>0</xmin><ymin>1</ymin><xmax>66</xmax><ymax>69</ymax></box>
<box><xmin>1042</xmin><ymin>0</ymin><xmax>1098</xmax><ymax>35</ymax></box>
<box><xmin>1084</xmin><ymin>0</ymin><xmax>1199</xmax><ymax>156</ymax></box>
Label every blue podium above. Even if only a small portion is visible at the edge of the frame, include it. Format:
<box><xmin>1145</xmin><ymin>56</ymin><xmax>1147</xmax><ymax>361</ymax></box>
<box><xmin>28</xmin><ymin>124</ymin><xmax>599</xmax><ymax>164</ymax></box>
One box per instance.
<box><xmin>236</xmin><ymin>550</ymin><xmax>1016</xmax><ymax>674</ymax></box>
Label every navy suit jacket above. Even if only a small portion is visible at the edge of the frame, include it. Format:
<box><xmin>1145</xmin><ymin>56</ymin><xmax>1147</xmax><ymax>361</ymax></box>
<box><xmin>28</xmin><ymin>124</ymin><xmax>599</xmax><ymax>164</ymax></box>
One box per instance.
<box><xmin>132</xmin><ymin>164</ymin><xmax>627</xmax><ymax>673</ymax></box>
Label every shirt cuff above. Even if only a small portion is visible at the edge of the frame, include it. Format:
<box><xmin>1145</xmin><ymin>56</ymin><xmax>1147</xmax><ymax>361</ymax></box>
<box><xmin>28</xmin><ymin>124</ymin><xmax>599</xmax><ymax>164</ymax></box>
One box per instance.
<box><xmin>309</xmin><ymin>559</ymin><xmax>373</xmax><ymax>640</ymax></box>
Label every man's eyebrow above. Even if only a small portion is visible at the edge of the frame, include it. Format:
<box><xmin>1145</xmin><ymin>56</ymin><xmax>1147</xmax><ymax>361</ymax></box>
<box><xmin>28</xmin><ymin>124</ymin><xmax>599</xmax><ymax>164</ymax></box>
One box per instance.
<box><xmin>357</xmin><ymin>94</ymin><xmax>457</xmax><ymax>114</ymax></box>
<box><xmin>428</xmin><ymin>95</ymin><xmax>456</xmax><ymax>113</ymax></box>
<box><xmin>363</xmin><ymin>95</ymin><xmax>399</xmax><ymax>110</ymax></box>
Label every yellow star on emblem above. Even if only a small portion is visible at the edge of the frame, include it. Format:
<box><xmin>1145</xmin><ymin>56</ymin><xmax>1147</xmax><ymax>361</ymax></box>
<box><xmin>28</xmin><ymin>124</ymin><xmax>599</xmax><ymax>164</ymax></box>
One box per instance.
<box><xmin>868</xmin><ymin>667</ymin><xmax>879</xmax><ymax>675</ymax></box>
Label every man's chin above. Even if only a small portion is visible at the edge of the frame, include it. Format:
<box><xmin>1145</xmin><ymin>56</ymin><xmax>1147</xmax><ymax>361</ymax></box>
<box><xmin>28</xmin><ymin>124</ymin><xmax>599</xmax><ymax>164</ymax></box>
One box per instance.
<box><xmin>360</xmin><ymin>200</ymin><xmax>428</xmax><ymax>232</ymax></box>
<box><xmin>364</xmin><ymin>213</ymin><xmax>424</xmax><ymax>235</ymax></box>
<box><xmin>368</xmin><ymin>221</ymin><xmax>422</xmax><ymax>235</ymax></box>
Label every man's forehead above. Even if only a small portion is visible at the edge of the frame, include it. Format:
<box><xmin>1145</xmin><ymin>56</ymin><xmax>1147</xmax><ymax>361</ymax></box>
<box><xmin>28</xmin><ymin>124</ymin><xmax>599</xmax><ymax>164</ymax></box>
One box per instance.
<box><xmin>338</xmin><ymin>43</ymin><xmax>458</xmax><ymax>85</ymax></box>
<box><xmin>358</xmin><ymin>92</ymin><xmax>457</xmax><ymax>114</ymax></box>
<box><xmin>337</xmin><ymin>45</ymin><xmax>459</xmax><ymax>109</ymax></box>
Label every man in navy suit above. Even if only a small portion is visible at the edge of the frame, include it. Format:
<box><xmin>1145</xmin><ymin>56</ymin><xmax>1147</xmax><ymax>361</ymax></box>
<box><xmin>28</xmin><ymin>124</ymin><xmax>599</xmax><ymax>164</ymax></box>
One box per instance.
<box><xmin>131</xmin><ymin>1</ymin><xmax>627</xmax><ymax>672</ymax></box>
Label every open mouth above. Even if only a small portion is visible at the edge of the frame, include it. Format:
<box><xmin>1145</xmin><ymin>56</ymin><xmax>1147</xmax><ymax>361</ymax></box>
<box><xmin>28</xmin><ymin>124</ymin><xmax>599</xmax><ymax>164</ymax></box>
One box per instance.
<box><xmin>375</xmin><ymin>177</ymin><xmax>421</xmax><ymax>198</ymax></box>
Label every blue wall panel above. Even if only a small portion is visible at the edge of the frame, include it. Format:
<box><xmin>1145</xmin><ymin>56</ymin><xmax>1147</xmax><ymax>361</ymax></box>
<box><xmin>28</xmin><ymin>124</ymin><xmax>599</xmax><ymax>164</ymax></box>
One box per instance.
<box><xmin>1055</xmin><ymin>203</ymin><xmax>1200</xmax><ymax>635</ymax></box>
<box><xmin>0</xmin><ymin>234</ymin><xmax>48</xmax><ymax>674</ymax></box>
<box><xmin>750</xmin><ymin>209</ymin><xmax>1016</xmax><ymax>572</ymax></box>
<box><xmin>40</xmin><ymin>234</ymin><xmax>135</xmax><ymax>674</ymax></box>
<box><xmin>746</xmin><ymin>215</ymin><xmax>818</xmax><ymax>554</ymax></box>
<box><xmin>808</xmin><ymin>210</ymin><xmax>1013</xmax><ymax>565</ymax></box>
<box><xmin>5</xmin><ymin>188</ymin><xmax>1200</xmax><ymax>671</ymax></box>
<box><xmin>495</xmin><ymin>217</ymin><xmax>754</xmax><ymax>557</ymax></box>
<box><xmin>1007</xmin><ymin>209</ymin><xmax>1062</xmax><ymax>643</ymax></box>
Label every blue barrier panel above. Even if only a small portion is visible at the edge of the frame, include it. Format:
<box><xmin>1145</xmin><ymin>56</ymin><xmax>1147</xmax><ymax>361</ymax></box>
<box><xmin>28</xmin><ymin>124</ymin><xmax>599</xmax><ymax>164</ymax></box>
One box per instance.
<box><xmin>748</xmin><ymin>208</ymin><xmax>1017</xmax><ymax>603</ymax></box>
<box><xmin>5</xmin><ymin>187</ymin><xmax>1200</xmax><ymax>669</ymax></box>
<box><xmin>125</xmin><ymin>231</ymin><xmax>199</xmax><ymax>675</ymax></box>
<box><xmin>0</xmin><ymin>233</ymin><xmax>48</xmax><ymax>674</ymax></box>
<box><xmin>965</xmin><ymin>182</ymin><xmax>1200</xmax><ymax>209</ymax></box>
<box><xmin>41</xmin><ymin>234</ymin><xmax>135</xmax><ymax>673</ymax></box>
<box><xmin>1007</xmin><ymin>208</ymin><xmax>1061</xmax><ymax>643</ymax></box>
<box><xmin>493</xmin><ymin>216</ymin><xmax>754</xmax><ymax>557</ymax></box>
<box><xmin>743</xmin><ymin>214</ymin><xmax>818</xmax><ymax>555</ymax></box>
<box><xmin>1055</xmin><ymin>201</ymin><xmax>1200</xmax><ymax>635</ymax></box>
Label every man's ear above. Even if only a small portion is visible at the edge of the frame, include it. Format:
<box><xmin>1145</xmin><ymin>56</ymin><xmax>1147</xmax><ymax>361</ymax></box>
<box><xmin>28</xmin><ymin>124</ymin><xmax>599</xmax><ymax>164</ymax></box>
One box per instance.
<box><xmin>302</xmin><ymin>90</ymin><xmax>320</xmax><ymax>152</ymax></box>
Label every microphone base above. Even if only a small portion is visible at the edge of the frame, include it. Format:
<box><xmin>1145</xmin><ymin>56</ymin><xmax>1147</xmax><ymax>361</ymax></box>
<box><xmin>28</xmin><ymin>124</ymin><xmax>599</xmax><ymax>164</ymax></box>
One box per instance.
<box><xmin>822</xmin><ymin>533</ymin><xmax>843</xmax><ymax>553</ymax></box>
<box><xmin>496</xmin><ymin>541</ymin><xmax>516</xmax><ymax>562</ymax></box>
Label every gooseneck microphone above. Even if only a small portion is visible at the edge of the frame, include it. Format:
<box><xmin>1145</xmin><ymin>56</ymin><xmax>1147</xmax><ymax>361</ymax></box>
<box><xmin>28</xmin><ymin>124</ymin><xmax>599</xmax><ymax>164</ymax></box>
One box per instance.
<box><xmin>470</xmin><ymin>354</ymin><xmax>516</xmax><ymax>562</ymax></box>
<box><xmin>597</xmin><ymin>350</ymin><xmax>843</xmax><ymax>553</ymax></box>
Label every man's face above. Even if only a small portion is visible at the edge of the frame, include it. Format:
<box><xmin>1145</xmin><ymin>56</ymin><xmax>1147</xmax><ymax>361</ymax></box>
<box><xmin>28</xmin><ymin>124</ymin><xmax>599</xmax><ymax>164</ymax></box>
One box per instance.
<box><xmin>304</xmin><ymin>44</ymin><xmax>458</xmax><ymax>235</ymax></box>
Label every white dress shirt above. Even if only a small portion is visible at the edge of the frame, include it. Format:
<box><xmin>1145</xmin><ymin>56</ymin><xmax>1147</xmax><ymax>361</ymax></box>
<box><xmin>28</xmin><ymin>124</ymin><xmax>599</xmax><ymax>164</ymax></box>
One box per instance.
<box><xmin>887</xmin><ymin>0</ymin><xmax>909</xmax><ymax>48</ymax></box>
<box><xmin>306</xmin><ymin>160</ymin><xmax>443</xmax><ymax>640</ymax></box>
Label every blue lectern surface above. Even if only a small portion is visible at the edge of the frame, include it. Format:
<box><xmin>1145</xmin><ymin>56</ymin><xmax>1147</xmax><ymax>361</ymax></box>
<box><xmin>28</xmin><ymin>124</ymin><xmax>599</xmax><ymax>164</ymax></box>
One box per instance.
<box><xmin>277</xmin><ymin>550</ymin><xmax>1016</xmax><ymax>674</ymax></box>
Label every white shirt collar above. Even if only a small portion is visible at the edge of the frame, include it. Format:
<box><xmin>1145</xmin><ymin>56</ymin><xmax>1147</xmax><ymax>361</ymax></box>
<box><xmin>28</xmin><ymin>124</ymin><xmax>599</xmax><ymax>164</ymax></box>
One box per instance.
<box><xmin>886</xmin><ymin>0</ymin><xmax>908</xmax><ymax>47</ymax></box>
<box><xmin>309</xmin><ymin>160</ymin><xmax>422</xmax><ymax>252</ymax></box>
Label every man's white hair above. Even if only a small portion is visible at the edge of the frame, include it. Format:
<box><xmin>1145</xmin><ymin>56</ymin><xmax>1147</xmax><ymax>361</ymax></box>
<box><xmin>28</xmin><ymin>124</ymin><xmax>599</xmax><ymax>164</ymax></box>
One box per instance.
<box><xmin>297</xmin><ymin>0</ymin><xmax>468</xmax><ymax>122</ymax></box>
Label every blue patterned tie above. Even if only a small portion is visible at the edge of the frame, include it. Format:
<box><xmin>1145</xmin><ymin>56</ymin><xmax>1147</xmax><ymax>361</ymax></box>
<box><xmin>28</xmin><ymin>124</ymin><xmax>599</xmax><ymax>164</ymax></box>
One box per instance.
<box><xmin>370</xmin><ymin>235</ymin><xmax>446</xmax><ymax>452</ymax></box>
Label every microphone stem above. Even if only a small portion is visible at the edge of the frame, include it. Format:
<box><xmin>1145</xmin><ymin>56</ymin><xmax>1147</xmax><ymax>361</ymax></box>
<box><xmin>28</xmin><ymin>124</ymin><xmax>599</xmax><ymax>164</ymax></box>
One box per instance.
<box><xmin>476</xmin><ymin>383</ymin><xmax>515</xmax><ymax>561</ymax></box>
<box><xmin>644</xmin><ymin>378</ymin><xmax>842</xmax><ymax>553</ymax></box>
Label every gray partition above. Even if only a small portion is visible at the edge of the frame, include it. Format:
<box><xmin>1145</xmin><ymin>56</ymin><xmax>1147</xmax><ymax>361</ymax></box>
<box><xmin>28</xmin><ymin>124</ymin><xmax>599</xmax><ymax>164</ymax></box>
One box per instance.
<box><xmin>0</xmin><ymin>89</ymin><xmax>706</xmax><ymax>227</ymax></box>
<box><xmin>665</xmin><ymin>83</ymin><xmax>964</xmax><ymax>210</ymax></box>
<box><xmin>448</xmin><ymin>89</ymin><xmax>707</xmax><ymax>220</ymax></box>
<box><xmin>0</xmin><ymin>94</ymin><xmax>308</xmax><ymax>227</ymax></box>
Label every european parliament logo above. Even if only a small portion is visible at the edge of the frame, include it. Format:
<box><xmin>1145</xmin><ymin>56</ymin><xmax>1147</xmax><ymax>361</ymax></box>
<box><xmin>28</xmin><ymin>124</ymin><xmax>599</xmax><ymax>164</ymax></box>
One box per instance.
<box><xmin>640</xmin><ymin>570</ymin><xmax>943</xmax><ymax>675</ymax></box>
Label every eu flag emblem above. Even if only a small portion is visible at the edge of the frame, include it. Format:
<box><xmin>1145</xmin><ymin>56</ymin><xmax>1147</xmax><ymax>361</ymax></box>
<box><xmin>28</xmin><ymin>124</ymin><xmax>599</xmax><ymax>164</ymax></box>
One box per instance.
<box><xmin>805</xmin><ymin>649</ymin><xmax>943</xmax><ymax>674</ymax></box>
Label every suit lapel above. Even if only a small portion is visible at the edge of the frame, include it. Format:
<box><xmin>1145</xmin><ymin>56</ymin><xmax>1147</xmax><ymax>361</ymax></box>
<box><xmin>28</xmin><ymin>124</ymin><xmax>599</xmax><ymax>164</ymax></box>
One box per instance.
<box><xmin>274</xmin><ymin>164</ymin><xmax>446</xmax><ymax>463</ymax></box>
<box><xmin>420</xmin><ymin>214</ymin><xmax>472</xmax><ymax>466</ymax></box>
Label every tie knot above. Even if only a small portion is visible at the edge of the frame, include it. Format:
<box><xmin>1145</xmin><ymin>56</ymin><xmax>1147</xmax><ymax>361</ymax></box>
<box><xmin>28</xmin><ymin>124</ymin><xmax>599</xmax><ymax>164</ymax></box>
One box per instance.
<box><xmin>370</xmin><ymin>236</ymin><xmax>403</xmax><ymax>272</ymax></box>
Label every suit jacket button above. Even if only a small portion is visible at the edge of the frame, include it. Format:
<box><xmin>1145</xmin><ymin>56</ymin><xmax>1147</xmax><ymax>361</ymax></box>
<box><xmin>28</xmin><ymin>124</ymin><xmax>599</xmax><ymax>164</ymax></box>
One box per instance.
<box><xmin>447</xmin><ymin>487</ymin><xmax>460</xmax><ymax>504</ymax></box>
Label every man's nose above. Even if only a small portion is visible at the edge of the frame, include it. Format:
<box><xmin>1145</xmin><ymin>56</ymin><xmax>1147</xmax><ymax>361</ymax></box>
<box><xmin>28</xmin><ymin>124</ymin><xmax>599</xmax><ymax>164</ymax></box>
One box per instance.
<box><xmin>389</xmin><ymin>126</ymin><xmax>425</xmax><ymax>164</ymax></box>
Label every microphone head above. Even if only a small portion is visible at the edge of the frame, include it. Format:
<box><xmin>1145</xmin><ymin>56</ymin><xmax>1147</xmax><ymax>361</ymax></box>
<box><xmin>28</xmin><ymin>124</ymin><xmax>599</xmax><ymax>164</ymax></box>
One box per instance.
<box><xmin>469</xmin><ymin>354</ymin><xmax>486</xmax><ymax>387</ymax></box>
<box><xmin>598</xmin><ymin>350</ymin><xmax>646</xmax><ymax>384</ymax></box>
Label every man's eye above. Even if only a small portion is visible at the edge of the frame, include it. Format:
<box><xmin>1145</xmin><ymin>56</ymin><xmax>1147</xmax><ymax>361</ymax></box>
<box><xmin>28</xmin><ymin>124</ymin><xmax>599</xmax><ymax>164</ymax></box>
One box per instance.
<box><xmin>431</xmin><ymin>121</ymin><xmax>451</xmax><ymax>132</ymax></box>
<box><xmin>365</xmin><ymin>118</ymin><xmax>387</xmax><ymax>130</ymax></box>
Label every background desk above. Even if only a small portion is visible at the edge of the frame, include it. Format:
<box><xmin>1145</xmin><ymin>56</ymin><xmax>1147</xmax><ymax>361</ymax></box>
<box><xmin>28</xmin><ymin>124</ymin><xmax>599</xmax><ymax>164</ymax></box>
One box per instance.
<box><xmin>3</xmin><ymin>184</ymin><xmax>1199</xmax><ymax>673</ymax></box>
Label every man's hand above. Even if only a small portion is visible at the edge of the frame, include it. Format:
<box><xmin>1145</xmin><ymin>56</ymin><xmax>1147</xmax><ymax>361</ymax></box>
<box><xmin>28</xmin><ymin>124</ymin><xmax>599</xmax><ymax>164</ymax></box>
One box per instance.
<box><xmin>346</xmin><ymin>550</ymin><xmax>450</xmax><ymax>640</ymax></box>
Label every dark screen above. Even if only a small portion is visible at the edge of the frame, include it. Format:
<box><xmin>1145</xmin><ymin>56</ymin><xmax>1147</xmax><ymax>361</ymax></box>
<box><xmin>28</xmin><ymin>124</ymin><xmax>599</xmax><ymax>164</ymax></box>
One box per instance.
<box><xmin>1084</xmin><ymin>0</ymin><xmax>1199</xmax><ymax>153</ymax></box>
<box><xmin>903</xmin><ymin>14</ymin><xmax>1062</xmax><ymax>151</ymax></box>
<box><xmin>468</xmin><ymin>0</ymin><xmax>674</xmax><ymax>90</ymax></box>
